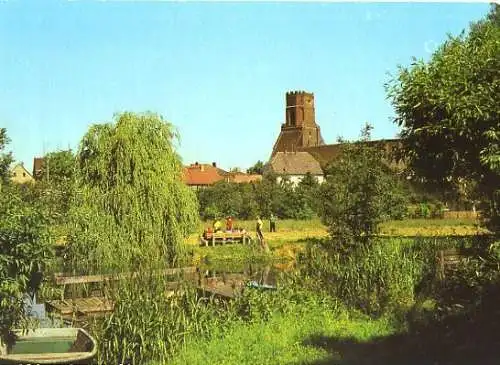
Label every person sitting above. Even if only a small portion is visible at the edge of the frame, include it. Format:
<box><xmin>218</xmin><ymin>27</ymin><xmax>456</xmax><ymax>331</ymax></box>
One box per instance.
<box><xmin>203</xmin><ymin>227</ymin><xmax>213</xmax><ymax>240</ymax></box>
<box><xmin>213</xmin><ymin>219</ymin><xmax>222</xmax><ymax>233</ymax></box>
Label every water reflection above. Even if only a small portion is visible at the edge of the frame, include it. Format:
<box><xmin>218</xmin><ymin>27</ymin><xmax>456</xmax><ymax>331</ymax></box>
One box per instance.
<box><xmin>195</xmin><ymin>262</ymin><xmax>289</xmax><ymax>291</ymax></box>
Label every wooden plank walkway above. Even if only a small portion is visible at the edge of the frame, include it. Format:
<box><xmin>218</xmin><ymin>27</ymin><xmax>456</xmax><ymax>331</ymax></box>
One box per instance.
<box><xmin>46</xmin><ymin>297</ymin><xmax>114</xmax><ymax>319</ymax></box>
<box><xmin>46</xmin><ymin>270</ymin><xmax>248</xmax><ymax>320</ymax></box>
<box><xmin>53</xmin><ymin>267</ymin><xmax>197</xmax><ymax>286</ymax></box>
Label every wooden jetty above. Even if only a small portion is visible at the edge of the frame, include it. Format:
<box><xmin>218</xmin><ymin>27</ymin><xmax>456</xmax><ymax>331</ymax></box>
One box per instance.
<box><xmin>46</xmin><ymin>268</ymin><xmax>248</xmax><ymax>320</ymax></box>
<box><xmin>53</xmin><ymin>266</ymin><xmax>197</xmax><ymax>286</ymax></box>
<box><xmin>45</xmin><ymin>297</ymin><xmax>114</xmax><ymax>320</ymax></box>
<box><xmin>436</xmin><ymin>247</ymin><xmax>476</xmax><ymax>281</ymax></box>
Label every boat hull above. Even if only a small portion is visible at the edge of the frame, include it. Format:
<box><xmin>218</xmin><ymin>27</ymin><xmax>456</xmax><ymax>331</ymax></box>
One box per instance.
<box><xmin>0</xmin><ymin>328</ymin><xmax>96</xmax><ymax>365</ymax></box>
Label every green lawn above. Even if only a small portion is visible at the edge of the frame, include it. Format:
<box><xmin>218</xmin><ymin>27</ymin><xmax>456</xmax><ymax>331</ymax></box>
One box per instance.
<box><xmin>161</xmin><ymin>306</ymin><xmax>394</xmax><ymax>365</ymax></box>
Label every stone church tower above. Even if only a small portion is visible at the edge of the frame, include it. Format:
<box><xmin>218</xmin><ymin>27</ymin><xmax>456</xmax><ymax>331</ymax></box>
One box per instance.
<box><xmin>272</xmin><ymin>91</ymin><xmax>324</xmax><ymax>156</ymax></box>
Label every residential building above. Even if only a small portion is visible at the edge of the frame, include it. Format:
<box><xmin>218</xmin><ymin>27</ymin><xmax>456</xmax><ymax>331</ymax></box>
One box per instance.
<box><xmin>183</xmin><ymin>162</ymin><xmax>227</xmax><ymax>190</ymax></box>
<box><xmin>10</xmin><ymin>163</ymin><xmax>35</xmax><ymax>184</ymax></box>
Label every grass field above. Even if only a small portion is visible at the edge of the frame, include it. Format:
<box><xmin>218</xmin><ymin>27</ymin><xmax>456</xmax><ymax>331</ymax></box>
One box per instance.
<box><xmin>163</xmin><ymin>306</ymin><xmax>394</xmax><ymax>365</ymax></box>
<box><xmin>188</xmin><ymin>217</ymin><xmax>489</xmax><ymax>268</ymax></box>
<box><xmin>188</xmin><ymin>217</ymin><xmax>487</xmax><ymax>244</ymax></box>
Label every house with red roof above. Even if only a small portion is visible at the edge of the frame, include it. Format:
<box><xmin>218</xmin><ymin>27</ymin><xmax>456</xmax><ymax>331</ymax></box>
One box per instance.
<box><xmin>182</xmin><ymin>162</ymin><xmax>227</xmax><ymax>190</ymax></box>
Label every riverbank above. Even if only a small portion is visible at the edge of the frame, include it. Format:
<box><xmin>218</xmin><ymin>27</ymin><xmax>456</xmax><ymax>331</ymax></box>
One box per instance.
<box><xmin>189</xmin><ymin>217</ymin><xmax>489</xmax><ymax>270</ymax></box>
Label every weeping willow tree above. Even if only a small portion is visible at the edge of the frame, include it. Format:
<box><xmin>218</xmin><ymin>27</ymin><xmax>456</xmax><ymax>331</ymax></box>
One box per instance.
<box><xmin>66</xmin><ymin>112</ymin><xmax>199</xmax><ymax>274</ymax></box>
<box><xmin>63</xmin><ymin>112</ymin><xmax>201</xmax><ymax>364</ymax></box>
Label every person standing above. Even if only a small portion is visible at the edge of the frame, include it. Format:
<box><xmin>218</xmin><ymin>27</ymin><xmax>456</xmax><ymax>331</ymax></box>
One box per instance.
<box><xmin>226</xmin><ymin>216</ymin><xmax>233</xmax><ymax>232</ymax></box>
<box><xmin>256</xmin><ymin>216</ymin><xmax>269</xmax><ymax>252</ymax></box>
<box><xmin>269</xmin><ymin>213</ymin><xmax>277</xmax><ymax>232</ymax></box>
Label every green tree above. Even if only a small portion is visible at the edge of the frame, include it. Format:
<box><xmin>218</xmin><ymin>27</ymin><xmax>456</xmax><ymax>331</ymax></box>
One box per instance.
<box><xmin>318</xmin><ymin>125</ymin><xmax>408</xmax><ymax>250</ymax></box>
<box><xmin>246</xmin><ymin>160</ymin><xmax>264</xmax><ymax>175</ymax></box>
<box><xmin>64</xmin><ymin>112</ymin><xmax>200</xmax><ymax>364</ymax></box>
<box><xmin>296</xmin><ymin>172</ymin><xmax>321</xmax><ymax>217</ymax></box>
<box><xmin>38</xmin><ymin>149</ymin><xmax>75</xmax><ymax>184</ymax></box>
<box><xmin>253</xmin><ymin>172</ymin><xmax>285</xmax><ymax>218</ymax></box>
<box><xmin>0</xmin><ymin>184</ymin><xmax>53</xmax><ymax>348</ymax></box>
<box><xmin>386</xmin><ymin>4</ymin><xmax>500</xmax><ymax>230</ymax></box>
<box><xmin>0</xmin><ymin>128</ymin><xmax>14</xmax><ymax>186</ymax></box>
<box><xmin>239</xmin><ymin>182</ymin><xmax>259</xmax><ymax>219</ymax></box>
<box><xmin>33</xmin><ymin>150</ymin><xmax>76</xmax><ymax>230</ymax></box>
<box><xmin>197</xmin><ymin>181</ymin><xmax>242</xmax><ymax>219</ymax></box>
<box><xmin>66</xmin><ymin>112</ymin><xmax>199</xmax><ymax>273</ymax></box>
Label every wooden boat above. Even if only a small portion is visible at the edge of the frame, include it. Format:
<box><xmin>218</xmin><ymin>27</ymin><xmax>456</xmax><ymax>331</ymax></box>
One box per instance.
<box><xmin>0</xmin><ymin>328</ymin><xmax>96</xmax><ymax>364</ymax></box>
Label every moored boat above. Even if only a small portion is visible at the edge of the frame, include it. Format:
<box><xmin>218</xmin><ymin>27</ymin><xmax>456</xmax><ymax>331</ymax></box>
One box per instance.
<box><xmin>0</xmin><ymin>328</ymin><xmax>96</xmax><ymax>365</ymax></box>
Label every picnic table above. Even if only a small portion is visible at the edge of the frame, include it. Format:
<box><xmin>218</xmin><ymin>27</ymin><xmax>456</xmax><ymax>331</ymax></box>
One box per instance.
<box><xmin>200</xmin><ymin>230</ymin><xmax>252</xmax><ymax>246</ymax></box>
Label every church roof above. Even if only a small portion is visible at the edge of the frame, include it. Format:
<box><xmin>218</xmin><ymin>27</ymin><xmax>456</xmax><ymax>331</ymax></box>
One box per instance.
<box><xmin>301</xmin><ymin>139</ymin><xmax>401</xmax><ymax>168</ymax></box>
<box><xmin>266</xmin><ymin>152</ymin><xmax>323</xmax><ymax>176</ymax></box>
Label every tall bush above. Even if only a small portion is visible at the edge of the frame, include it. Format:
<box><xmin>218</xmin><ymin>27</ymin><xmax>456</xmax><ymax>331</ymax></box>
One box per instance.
<box><xmin>318</xmin><ymin>125</ymin><xmax>408</xmax><ymax>250</ymax></box>
<box><xmin>0</xmin><ymin>185</ymin><xmax>53</xmax><ymax>347</ymax></box>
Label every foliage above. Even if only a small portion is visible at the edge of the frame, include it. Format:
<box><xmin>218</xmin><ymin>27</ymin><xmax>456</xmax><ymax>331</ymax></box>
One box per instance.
<box><xmin>91</xmin><ymin>280</ymin><xmax>238</xmax><ymax>364</ymax></box>
<box><xmin>65</xmin><ymin>112</ymin><xmax>199</xmax><ymax>274</ymax></box>
<box><xmin>436</xmin><ymin>240</ymin><xmax>500</xmax><ymax>310</ymax></box>
<box><xmin>298</xmin><ymin>238</ymin><xmax>425</xmax><ymax>316</ymax></box>
<box><xmin>246</xmin><ymin>160</ymin><xmax>264</xmax><ymax>175</ymax></box>
<box><xmin>197</xmin><ymin>172</ymin><xmax>319</xmax><ymax>221</ymax></box>
<box><xmin>295</xmin><ymin>172</ymin><xmax>320</xmax><ymax>217</ymax></box>
<box><xmin>197</xmin><ymin>181</ymin><xmax>244</xmax><ymax>219</ymax></box>
<box><xmin>297</xmin><ymin>234</ymin><xmax>498</xmax><ymax>318</ymax></box>
<box><xmin>0</xmin><ymin>185</ymin><xmax>53</xmax><ymax>347</ymax></box>
<box><xmin>0</xmin><ymin>128</ymin><xmax>14</xmax><ymax>186</ymax></box>
<box><xmin>317</xmin><ymin>125</ymin><xmax>409</xmax><ymax>249</ymax></box>
<box><xmin>37</xmin><ymin>149</ymin><xmax>75</xmax><ymax>184</ymax></box>
<box><xmin>165</xmin><ymin>296</ymin><xmax>393</xmax><ymax>365</ymax></box>
<box><xmin>62</xmin><ymin>112</ymin><xmax>200</xmax><ymax>363</ymax></box>
<box><xmin>386</xmin><ymin>4</ymin><xmax>500</xmax><ymax>231</ymax></box>
<box><xmin>26</xmin><ymin>150</ymin><xmax>77</xmax><ymax>230</ymax></box>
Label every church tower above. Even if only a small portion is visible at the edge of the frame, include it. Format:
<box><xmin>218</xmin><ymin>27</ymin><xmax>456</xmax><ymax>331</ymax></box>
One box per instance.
<box><xmin>272</xmin><ymin>91</ymin><xmax>324</xmax><ymax>155</ymax></box>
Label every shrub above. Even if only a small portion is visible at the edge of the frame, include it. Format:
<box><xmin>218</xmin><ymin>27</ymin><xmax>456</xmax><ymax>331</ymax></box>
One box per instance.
<box><xmin>318</xmin><ymin>125</ymin><xmax>409</xmax><ymax>250</ymax></box>
<box><xmin>0</xmin><ymin>185</ymin><xmax>53</xmax><ymax>347</ymax></box>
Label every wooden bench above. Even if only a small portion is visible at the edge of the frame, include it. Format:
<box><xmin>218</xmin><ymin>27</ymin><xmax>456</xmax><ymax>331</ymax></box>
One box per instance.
<box><xmin>199</xmin><ymin>231</ymin><xmax>252</xmax><ymax>246</ymax></box>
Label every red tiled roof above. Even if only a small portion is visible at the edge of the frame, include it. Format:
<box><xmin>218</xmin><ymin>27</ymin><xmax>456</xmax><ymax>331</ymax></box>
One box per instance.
<box><xmin>183</xmin><ymin>164</ymin><xmax>225</xmax><ymax>186</ymax></box>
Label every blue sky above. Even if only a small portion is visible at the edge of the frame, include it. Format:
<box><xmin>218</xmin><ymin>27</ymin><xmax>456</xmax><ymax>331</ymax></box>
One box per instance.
<box><xmin>0</xmin><ymin>2</ymin><xmax>491</xmax><ymax>171</ymax></box>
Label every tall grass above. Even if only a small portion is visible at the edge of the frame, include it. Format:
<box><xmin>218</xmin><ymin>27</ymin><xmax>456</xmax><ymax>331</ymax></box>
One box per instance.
<box><xmin>89</xmin><ymin>276</ymin><xmax>240</xmax><ymax>364</ymax></box>
<box><xmin>162</xmin><ymin>303</ymin><xmax>394</xmax><ymax>365</ymax></box>
<box><xmin>296</xmin><ymin>235</ymin><xmax>497</xmax><ymax>316</ymax></box>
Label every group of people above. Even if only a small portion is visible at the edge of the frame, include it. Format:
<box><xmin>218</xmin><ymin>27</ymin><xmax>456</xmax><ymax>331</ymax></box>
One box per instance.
<box><xmin>209</xmin><ymin>217</ymin><xmax>248</xmax><ymax>237</ymax></box>
<box><xmin>208</xmin><ymin>214</ymin><xmax>278</xmax><ymax>252</ymax></box>
<box><xmin>211</xmin><ymin>214</ymin><xmax>277</xmax><ymax>234</ymax></box>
